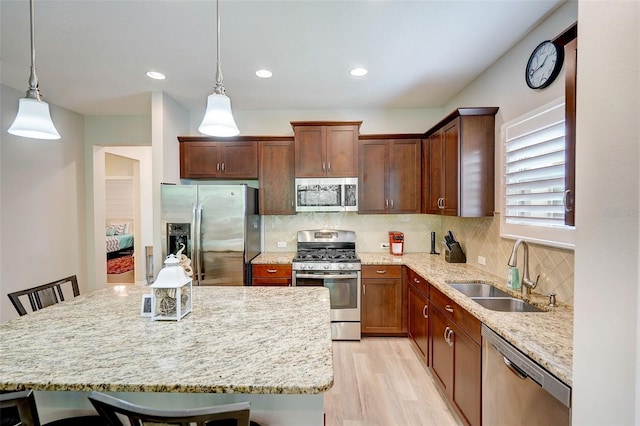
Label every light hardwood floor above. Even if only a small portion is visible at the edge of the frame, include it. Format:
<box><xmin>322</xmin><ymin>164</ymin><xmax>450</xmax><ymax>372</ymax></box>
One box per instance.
<box><xmin>324</xmin><ymin>337</ymin><xmax>462</xmax><ymax>426</ymax></box>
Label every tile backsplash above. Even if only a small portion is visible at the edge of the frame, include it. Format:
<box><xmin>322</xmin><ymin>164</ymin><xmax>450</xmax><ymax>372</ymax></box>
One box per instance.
<box><xmin>263</xmin><ymin>213</ymin><xmax>574</xmax><ymax>305</ymax></box>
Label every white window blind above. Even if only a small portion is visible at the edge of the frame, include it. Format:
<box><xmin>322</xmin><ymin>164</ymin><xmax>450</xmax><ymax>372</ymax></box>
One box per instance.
<box><xmin>501</xmin><ymin>98</ymin><xmax>575</xmax><ymax>249</ymax></box>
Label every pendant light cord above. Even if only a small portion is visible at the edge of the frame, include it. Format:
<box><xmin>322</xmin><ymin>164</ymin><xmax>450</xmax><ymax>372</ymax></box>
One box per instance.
<box><xmin>213</xmin><ymin>0</ymin><xmax>226</xmax><ymax>95</ymax></box>
<box><xmin>26</xmin><ymin>0</ymin><xmax>42</xmax><ymax>101</ymax></box>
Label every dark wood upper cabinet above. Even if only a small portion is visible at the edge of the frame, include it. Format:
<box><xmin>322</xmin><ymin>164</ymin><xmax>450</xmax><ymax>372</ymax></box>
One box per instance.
<box><xmin>553</xmin><ymin>23</ymin><xmax>577</xmax><ymax>226</ymax></box>
<box><xmin>359</xmin><ymin>135</ymin><xmax>422</xmax><ymax>214</ymax></box>
<box><xmin>292</xmin><ymin>121</ymin><xmax>361</xmax><ymax>177</ymax></box>
<box><xmin>178</xmin><ymin>137</ymin><xmax>258</xmax><ymax>179</ymax></box>
<box><xmin>423</xmin><ymin>107</ymin><xmax>498</xmax><ymax>217</ymax></box>
<box><xmin>259</xmin><ymin>139</ymin><xmax>296</xmax><ymax>215</ymax></box>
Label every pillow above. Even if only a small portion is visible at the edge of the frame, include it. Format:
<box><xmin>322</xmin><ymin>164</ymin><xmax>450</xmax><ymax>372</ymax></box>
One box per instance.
<box><xmin>108</xmin><ymin>222</ymin><xmax>130</xmax><ymax>234</ymax></box>
<box><xmin>106</xmin><ymin>224</ymin><xmax>127</xmax><ymax>236</ymax></box>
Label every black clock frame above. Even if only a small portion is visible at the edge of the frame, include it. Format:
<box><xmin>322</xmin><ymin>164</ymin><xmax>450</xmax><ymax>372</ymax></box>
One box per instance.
<box><xmin>525</xmin><ymin>40</ymin><xmax>564</xmax><ymax>90</ymax></box>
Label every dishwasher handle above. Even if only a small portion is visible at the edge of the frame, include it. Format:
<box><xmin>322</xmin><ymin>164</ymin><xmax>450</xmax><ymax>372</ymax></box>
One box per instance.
<box><xmin>502</xmin><ymin>353</ymin><xmax>528</xmax><ymax>380</ymax></box>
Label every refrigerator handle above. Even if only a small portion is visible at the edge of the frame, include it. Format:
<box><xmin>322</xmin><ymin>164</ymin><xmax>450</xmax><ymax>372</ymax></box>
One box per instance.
<box><xmin>192</xmin><ymin>203</ymin><xmax>201</xmax><ymax>286</ymax></box>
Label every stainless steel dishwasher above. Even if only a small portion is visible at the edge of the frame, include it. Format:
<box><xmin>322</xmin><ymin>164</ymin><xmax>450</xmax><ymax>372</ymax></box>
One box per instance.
<box><xmin>482</xmin><ymin>325</ymin><xmax>571</xmax><ymax>425</ymax></box>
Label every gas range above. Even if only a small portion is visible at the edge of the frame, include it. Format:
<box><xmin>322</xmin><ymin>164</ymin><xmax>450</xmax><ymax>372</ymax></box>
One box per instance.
<box><xmin>291</xmin><ymin>230</ymin><xmax>361</xmax><ymax>272</ymax></box>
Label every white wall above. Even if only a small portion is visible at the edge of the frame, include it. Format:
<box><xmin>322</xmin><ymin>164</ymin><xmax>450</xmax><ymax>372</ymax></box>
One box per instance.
<box><xmin>189</xmin><ymin>108</ymin><xmax>444</xmax><ymax>137</ymax></box>
<box><xmin>151</xmin><ymin>92</ymin><xmax>190</xmax><ymax>277</ymax></box>
<box><xmin>1</xmin><ymin>84</ymin><xmax>86</xmax><ymax>322</ymax></box>
<box><xmin>572</xmin><ymin>1</ymin><xmax>639</xmax><ymax>423</ymax></box>
<box><xmin>84</xmin><ymin>115</ymin><xmax>151</xmax><ymax>290</ymax></box>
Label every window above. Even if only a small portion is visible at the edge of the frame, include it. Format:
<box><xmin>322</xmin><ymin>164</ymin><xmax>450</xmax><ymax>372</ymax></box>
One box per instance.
<box><xmin>500</xmin><ymin>97</ymin><xmax>575</xmax><ymax>249</ymax></box>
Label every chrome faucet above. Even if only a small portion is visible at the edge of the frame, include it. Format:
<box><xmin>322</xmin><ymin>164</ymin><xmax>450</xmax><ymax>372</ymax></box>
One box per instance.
<box><xmin>508</xmin><ymin>239</ymin><xmax>540</xmax><ymax>296</ymax></box>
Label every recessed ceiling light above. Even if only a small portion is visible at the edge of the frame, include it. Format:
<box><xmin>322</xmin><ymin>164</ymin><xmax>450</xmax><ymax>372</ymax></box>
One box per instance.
<box><xmin>255</xmin><ymin>69</ymin><xmax>273</xmax><ymax>78</ymax></box>
<box><xmin>350</xmin><ymin>67</ymin><xmax>368</xmax><ymax>77</ymax></box>
<box><xmin>146</xmin><ymin>71</ymin><xmax>166</xmax><ymax>80</ymax></box>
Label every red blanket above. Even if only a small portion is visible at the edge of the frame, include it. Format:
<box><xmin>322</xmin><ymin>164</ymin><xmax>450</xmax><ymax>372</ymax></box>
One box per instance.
<box><xmin>107</xmin><ymin>255</ymin><xmax>134</xmax><ymax>274</ymax></box>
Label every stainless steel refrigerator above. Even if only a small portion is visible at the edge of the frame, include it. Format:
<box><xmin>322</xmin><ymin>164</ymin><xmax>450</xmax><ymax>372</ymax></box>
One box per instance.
<box><xmin>161</xmin><ymin>184</ymin><xmax>261</xmax><ymax>286</ymax></box>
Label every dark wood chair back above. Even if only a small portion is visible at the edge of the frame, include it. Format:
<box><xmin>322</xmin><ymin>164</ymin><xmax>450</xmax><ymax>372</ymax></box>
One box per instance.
<box><xmin>0</xmin><ymin>390</ymin><xmax>41</xmax><ymax>426</ymax></box>
<box><xmin>7</xmin><ymin>275</ymin><xmax>80</xmax><ymax>316</ymax></box>
<box><xmin>88</xmin><ymin>391</ymin><xmax>252</xmax><ymax>426</ymax></box>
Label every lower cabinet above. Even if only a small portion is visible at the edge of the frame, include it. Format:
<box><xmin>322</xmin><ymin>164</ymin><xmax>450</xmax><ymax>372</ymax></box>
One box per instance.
<box><xmin>251</xmin><ymin>264</ymin><xmax>292</xmax><ymax>286</ymax></box>
<box><xmin>429</xmin><ymin>286</ymin><xmax>481</xmax><ymax>426</ymax></box>
<box><xmin>407</xmin><ymin>269</ymin><xmax>429</xmax><ymax>365</ymax></box>
<box><xmin>361</xmin><ymin>265</ymin><xmax>404</xmax><ymax>335</ymax></box>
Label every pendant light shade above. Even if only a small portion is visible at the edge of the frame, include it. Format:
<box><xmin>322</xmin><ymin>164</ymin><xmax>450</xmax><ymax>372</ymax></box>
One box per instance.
<box><xmin>198</xmin><ymin>0</ymin><xmax>239</xmax><ymax>137</ymax></box>
<box><xmin>8</xmin><ymin>0</ymin><xmax>60</xmax><ymax>140</ymax></box>
<box><xmin>198</xmin><ymin>93</ymin><xmax>239</xmax><ymax>137</ymax></box>
<box><xmin>8</xmin><ymin>98</ymin><xmax>60</xmax><ymax>140</ymax></box>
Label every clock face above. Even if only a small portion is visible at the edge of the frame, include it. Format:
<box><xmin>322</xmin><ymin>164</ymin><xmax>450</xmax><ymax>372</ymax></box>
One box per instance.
<box><xmin>525</xmin><ymin>41</ymin><xmax>563</xmax><ymax>89</ymax></box>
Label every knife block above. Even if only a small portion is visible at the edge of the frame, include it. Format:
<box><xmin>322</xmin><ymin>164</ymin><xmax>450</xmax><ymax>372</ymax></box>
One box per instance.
<box><xmin>444</xmin><ymin>242</ymin><xmax>466</xmax><ymax>263</ymax></box>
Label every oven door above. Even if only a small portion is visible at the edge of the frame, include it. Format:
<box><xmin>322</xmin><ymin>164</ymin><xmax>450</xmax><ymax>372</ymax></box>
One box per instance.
<box><xmin>293</xmin><ymin>271</ymin><xmax>361</xmax><ymax>322</ymax></box>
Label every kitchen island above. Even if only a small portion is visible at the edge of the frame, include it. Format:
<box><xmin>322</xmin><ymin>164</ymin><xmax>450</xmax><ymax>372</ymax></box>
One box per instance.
<box><xmin>0</xmin><ymin>286</ymin><xmax>333</xmax><ymax>425</ymax></box>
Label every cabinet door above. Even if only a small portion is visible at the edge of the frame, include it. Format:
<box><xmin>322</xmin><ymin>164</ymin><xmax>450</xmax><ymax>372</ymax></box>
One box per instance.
<box><xmin>221</xmin><ymin>142</ymin><xmax>258</xmax><ymax>178</ymax></box>
<box><xmin>259</xmin><ymin>140</ymin><xmax>295</xmax><ymax>215</ymax></box>
<box><xmin>326</xmin><ymin>125</ymin><xmax>359</xmax><ymax>177</ymax></box>
<box><xmin>442</xmin><ymin>120</ymin><xmax>460</xmax><ymax>216</ymax></box>
<box><xmin>452</xmin><ymin>324</ymin><xmax>482</xmax><ymax>426</ymax></box>
<box><xmin>361</xmin><ymin>278</ymin><xmax>403</xmax><ymax>334</ymax></box>
<box><xmin>180</xmin><ymin>142</ymin><xmax>221</xmax><ymax>178</ymax></box>
<box><xmin>294</xmin><ymin>126</ymin><xmax>325</xmax><ymax>177</ymax></box>
<box><xmin>429</xmin><ymin>304</ymin><xmax>453</xmax><ymax>395</ymax></box>
<box><xmin>358</xmin><ymin>140</ymin><xmax>389</xmax><ymax>214</ymax></box>
<box><xmin>408</xmin><ymin>284</ymin><xmax>429</xmax><ymax>362</ymax></box>
<box><xmin>390</xmin><ymin>139</ymin><xmax>421</xmax><ymax>213</ymax></box>
<box><xmin>425</xmin><ymin>132</ymin><xmax>443</xmax><ymax>214</ymax></box>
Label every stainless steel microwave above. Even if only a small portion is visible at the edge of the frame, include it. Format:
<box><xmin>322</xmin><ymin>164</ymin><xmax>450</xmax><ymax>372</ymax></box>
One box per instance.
<box><xmin>295</xmin><ymin>177</ymin><xmax>358</xmax><ymax>212</ymax></box>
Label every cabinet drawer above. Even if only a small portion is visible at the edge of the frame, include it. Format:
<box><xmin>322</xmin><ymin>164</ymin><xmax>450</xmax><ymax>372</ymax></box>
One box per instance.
<box><xmin>430</xmin><ymin>285</ymin><xmax>481</xmax><ymax>345</ymax></box>
<box><xmin>406</xmin><ymin>267</ymin><xmax>429</xmax><ymax>297</ymax></box>
<box><xmin>252</xmin><ymin>264</ymin><xmax>292</xmax><ymax>278</ymax></box>
<box><xmin>362</xmin><ymin>265</ymin><xmax>403</xmax><ymax>279</ymax></box>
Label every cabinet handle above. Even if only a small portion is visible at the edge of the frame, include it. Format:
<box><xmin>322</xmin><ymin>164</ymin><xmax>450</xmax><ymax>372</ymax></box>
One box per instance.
<box><xmin>445</xmin><ymin>304</ymin><xmax>454</xmax><ymax>313</ymax></box>
<box><xmin>363</xmin><ymin>284</ymin><xmax>366</xmax><ymax>296</ymax></box>
<box><xmin>376</xmin><ymin>270</ymin><xmax>387</xmax><ymax>274</ymax></box>
<box><xmin>390</xmin><ymin>199</ymin><xmax>394</xmax><ymax>209</ymax></box>
<box><xmin>563</xmin><ymin>189</ymin><xmax>573</xmax><ymax>212</ymax></box>
<box><xmin>385</xmin><ymin>199</ymin><xmax>389</xmax><ymax>209</ymax></box>
<box><xmin>447</xmin><ymin>329</ymin><xmax>455</xmax><ymax>347</ymax></box>
<box><xmin>221</xmin><ymin>162</ymin><xmax>225</xmax><ymax>172</ymax></box>
<box><xmin>322</xmin><ymin>162</ymin><xmax>326</xmax><ymax>171</ymax></box>
<box><xmin>444</xmin><ymin>326</ymin><xmax>450</xmax><ymax>343</ymax></box>
<box><xmin>266</xmin><ymin>269</ymin><xmax>277</xmax><ymax>273</ymax></box>
<box><xmin>327</xmin><ymin>162</ymin><xmax>331</xmax><ymax>171</ymax></box>
<box><xmin>422</xmin><ymin>305</ymin><xmax>428</xmax><ymax>319</ymax></box>
<box><xmin>216</xmin><ymin>163</ymin><xmax>220</xmax><ymax>171</ymax></box>
<box><xmin>413</xmin><ymin>278</ymin><xmax>420</xmax><ymax>284</ymax></box>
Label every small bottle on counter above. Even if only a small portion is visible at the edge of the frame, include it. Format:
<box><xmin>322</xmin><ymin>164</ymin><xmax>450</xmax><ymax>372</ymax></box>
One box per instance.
<box><xmin>507</xmin><ymin>266</ymin><xmax>521</xmax><ymax>290</ymax></box>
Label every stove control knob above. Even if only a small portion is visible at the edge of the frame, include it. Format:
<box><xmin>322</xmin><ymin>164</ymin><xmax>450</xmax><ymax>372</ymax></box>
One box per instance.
<box><xmin>347</xmin><ymin>264</ymin><xmax>354</xmax><ymax>269</ymax></box>
<box><xmin>339</xmin><ymin>264</ymin><xmax>346</xmax><ymax>270</ymax></box>
<box><xmin>323</xmin><ymin>264</ymin><xmax>330</xmax><ymax>270</ymax></box>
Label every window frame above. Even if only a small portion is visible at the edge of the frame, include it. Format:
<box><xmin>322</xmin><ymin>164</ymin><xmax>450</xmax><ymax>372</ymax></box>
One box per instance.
<box><xmin>500</xmin><ymin>97</ymin><xmax>576</xmax><ymax>250</ymax></box>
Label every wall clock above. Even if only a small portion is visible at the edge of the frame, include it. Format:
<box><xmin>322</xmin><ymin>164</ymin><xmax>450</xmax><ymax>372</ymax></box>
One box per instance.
<box><xmin>525</xmin><ymin>40</ymin><xmax>564</xmax><ymax>89</ymax></box>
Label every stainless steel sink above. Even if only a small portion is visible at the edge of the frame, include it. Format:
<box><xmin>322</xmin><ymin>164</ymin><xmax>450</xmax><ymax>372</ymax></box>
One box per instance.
<box><xmin>448</xmin><ymin>282</ymin><xmax>512</xmax><ymax>298</ymax></box>
<box><xmin>472</xmin><ymin>297</ymin><xmax>544</xmax><ymax>313</ymax></box>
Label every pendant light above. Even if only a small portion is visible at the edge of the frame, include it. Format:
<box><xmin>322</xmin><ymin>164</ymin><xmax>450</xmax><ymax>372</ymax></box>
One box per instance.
<box><xmin>198</xmin><ymin>0</ymin><xmax>239</xmax><ymax>137</ymax></box>
<box><xmin>8</xmin><ymin>0</ymin><xmax>60</xmax><ymax>140</ymax></box>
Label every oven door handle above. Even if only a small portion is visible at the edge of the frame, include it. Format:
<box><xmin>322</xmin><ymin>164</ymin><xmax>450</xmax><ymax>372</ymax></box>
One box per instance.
<box><xmin>295</xmin><ymin>273</ymin><xmax>359</xmax><ymax>280</ymax></box>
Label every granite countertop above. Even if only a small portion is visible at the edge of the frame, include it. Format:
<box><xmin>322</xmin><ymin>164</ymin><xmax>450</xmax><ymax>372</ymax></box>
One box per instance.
<box><xmin>252</xmin><ymin>251</ymin><xmax>573</xmax><ymax>387</ymax></box>
<box><xmin>0</xmin><ymin>286</ymin><xmax>333</xmax><ymax>394</ymax></box>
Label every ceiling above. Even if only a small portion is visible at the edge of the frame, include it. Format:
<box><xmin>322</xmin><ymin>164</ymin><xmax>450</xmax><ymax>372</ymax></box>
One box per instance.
<box><xmin>1</xmin><ymin>0</ymin><xmax>564</xmax><ymax>117</ymax></box>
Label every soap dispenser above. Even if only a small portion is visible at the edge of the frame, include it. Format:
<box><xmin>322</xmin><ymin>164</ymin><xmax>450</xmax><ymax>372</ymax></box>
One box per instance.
<box><xmin>507</xmin><ymin>266</ymin><xmax>520</xmax><ymax>290</ymax></box>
